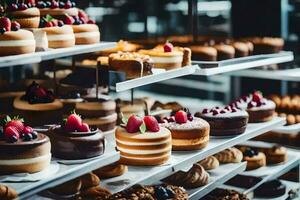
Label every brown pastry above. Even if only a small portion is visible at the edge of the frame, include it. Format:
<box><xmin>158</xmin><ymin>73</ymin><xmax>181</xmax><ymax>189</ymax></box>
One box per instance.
<box><xmin>80</xmin><ymin>173</ymin><xmax>100</xmax><ymax>190</ymax></box>
<box><xmin>0</xmin><ymin>185</ymin><xmax>18</xmax><ymax>200</ymax></box>
<box><xmin>260</xmin><ymin>145</ymin><xmax>287</xmax><ymax>164</ymax></box>
<box><xmin>232</xmin><ymin>42</ymin><xmax>249</xmax><ymax>57</ymax></box>
<box><xmin>198</xmin><ymin>155</ymin><xmax>219</xmax><ymax>170</ymax></box>
<box><xmin>93</xmin><ymin>162</ymin><xmax>128</xmax><ymax>179</ymax></box>
<box><xmin>214</xmin><ymin>147</ymin><xmax>243</xmax><ymax>163</ymax></box>
<box><xmin>79</xmin><ymin>186</ymin><xmax>111</xmax><ymax>200</ymax></box>
<box><xmin>214</xmin><ymin>44</ymin><xmax>235</xmax><ymax>60</ymax></box>
<box><xmin>252</xmin><ymin>37</ymin><xmax>284</xmax><ymax>54</ymax></box>
<box><xmin>163</xmin><ymin>164</ymin><xmax>209</xmax><ymax>188</ymax></box>
<box><xmin>189</xmin><ymin>45</ymin><xmax>217</xmax><ymax>61</ymax></box>
<box><xmin>49</xmin><ymin>178</ymin><xmax>82</xmax><ymax>196</ymax></box>
<box><xmin>242</xmin><ymin>148</ymin><xmax>266</xmax><ymax>170</ymax></box>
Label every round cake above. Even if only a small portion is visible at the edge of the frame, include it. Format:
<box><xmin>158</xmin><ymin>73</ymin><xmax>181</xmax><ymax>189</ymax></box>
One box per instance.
<box><xmin>115</xmin><ymin>115</ymin><xmax>172</xmax><ymax>166</ymax></box>
<box><xmin>161</xmin><ymin>110</ymin><xmax>210</xmax><ymax>150</ymax></box>
<box><xmin>0</xmin><ymin>117</ymin><xmax>51</xmax><ymax>174</ymax></box>
<box><xmin>252</xmin><ymin>37</ymin><xmax>284</xmax><ymax>54</ymax></box>
<box><xmin>75</xmin><ymin>98</ymin><xmax>117</xmax><ymax>132</ymax></box>
<box><xmin>214</xmin><ymin>44</ymin><xmax>235</xmax><ymax>60</ymax></box>
<box><xmin>46</xmin><ymin>113</ymin><xmax>105</xmax><ymax>159</ymax></box>
<box><xmin>9</xmin><ymin>7</ymin><xmax>40</xmax><ymax>28</ymax></box>
<box><xmin>195</xmin><ymin>106</ymin><xmax>249</xmax><ymax>137</ymax></box>
<box><xmin>72</xmin><ymin>24</ymin><xmax>100</xmax><ymax>45</ymax></box>
<box><xmin>0</xmin><ymin>17</ymin><xmax>35</xmax><ymax>56</ymax></box>
<box><xmin>189</xmin><ymin>45</ymin><xmax>217</xmax><ymax>61</ymax></box>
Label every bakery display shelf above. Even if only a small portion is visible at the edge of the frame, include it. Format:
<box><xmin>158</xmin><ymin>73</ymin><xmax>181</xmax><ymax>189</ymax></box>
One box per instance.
<box><xmin>228</xmin><ymin>67</ymin><xmax>300</xmax><ymax>82</ymax></box>
<box><xmin>193</xmin><ymin>51</ymin><xmax>294</xmax><ymax>76</ymax></box>
<box><xmin>101</xmin><ymin>117</ymin><xmax>285</xmax><ymax>194</ymax></box>
<box><xmin>114</xmin><ymin>65</ymin><xmax>197</xmax><ymax>92</ymax></box>
<box><xmin>2</xmin><ymin>151</ymin><xmax>120</xmax><ymax>199</ymax></box>
<box><xmin>188</xmin><ymin>162</ymin><xmax>247</xmax><ymax>200</ymax></box>
<box><xmin>272</xmin><ymin>123</ymin><xmax>300</xmax><ymax>134</ymax></box>
<box><xmin>0</xmin><ymin>42</ymin><xmax>116</xmax><ymax>68</ymax></box>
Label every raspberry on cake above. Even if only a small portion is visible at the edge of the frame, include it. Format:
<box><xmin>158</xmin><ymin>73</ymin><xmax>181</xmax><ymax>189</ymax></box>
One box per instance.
<box><xmin>160</xmin><ymin>110</ymin><xmax>210</xmax><ymax>150</ymax></box>
<box><xmin>40</xmin><ymin>15</ymin><xmax>75</xmax><ymax>48</ymax></box>
<box><xmin>0</xmin><ymin>17</ymin><xmax>36</xmax><ymax>56</ymax></box>
<box><xmin>195</xmin><ymin>106</ymin><xmax>249</xmax><ymax>137</ymax></box>
<box><xmin>139</xmin><ymin>41</ymin><xmax>192</xmax><ymax>70</ymax></box>
<box><xmin>46</xmin><ymin>112</ymin><xmax>105</xmax><ymax>159</ymax></box>
<box><xmin>37</xmin><ymin>0</ymin><xmax>78</xmax><ymax>19</ymax></box>
<box><xmin>0</xmin><ymin>116</ymin><xmax>51</xmax><ymax>174</ymax></box>
<box><xmin>108</xmin><ymin>52</ymin><xmax>153</xmax><ymax>79</ymax></box>
<box><xmin>115</xmin><ymin>114</ymin><xmax>172</xmax><ymax>166</ymax></box>
<box><xmin>7</xmin><ymin>0</ymin><xmax>40</xmax><ymax>28</ymax></box>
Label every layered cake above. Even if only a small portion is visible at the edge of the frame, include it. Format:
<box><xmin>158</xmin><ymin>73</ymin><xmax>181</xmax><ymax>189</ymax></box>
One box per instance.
<box><xmin>13</xmin><ymin>81</ymin><xmax>63</xmax><ymax>126</ymax></box>
<box><xmin>233</xmin><ymin>91</ymin><xmax>276</xmax><ymax>122</ymax></box>
<box><xmin>37</xmin><ymin>0</ymin><xmax>78</xmax><ymax>19</ymax></box>
<box><xmin>7</xmin><ymin>1</ymin><xmax>40</xmax><ymax>28</ymax></box>
<box><xmin>251</xmin><ymin>37</ymin><xmax>284</xmax><ymax>54</ymax></box>
<box><xmin>0</xmin><ymin>116</ymin><xmax>51</xmax><ymax>174</ymax></box>
<box><xmin>0</xmin><ymin>17</ymin><xmax>35</xmax><ymax>56</ymax></box>
<box><xmin>139</xmin><ymin>42</ymin><xmax>192</xmax><ymax>70</ymax></box>
<box><xmin>109</xmin><ymin>52</ymin><xmax>153</xmax><ymax>79</ymax></box>
<box><xmin>40</xmin><ymin>15</ymin><xmax>75</xmax><ymax>48</ymax></box>
<box><xmin>46</xmin><ymin>112</ymin><xmax>105</xmax><ymax>159</ymax></box>
<box><xmin>97</xmin><ymin>40</ymin><xmax>141</xmax><ymax>56</ymax></box>
<box><xmin>115</xmin><ymin>115</ymin><xmax>172</xmax><ymax>165</ymax></box>
<box><xmin>161</xmin><ymin>110</ymin><xmax>210</xmax><ymax>150</ymax></box>
<box><xmin>75</xmin><ymin>98</ymin><xmax>117</xmax><ymax>132</ymax></box>
<box><xmin>195</xmin><ymin>106</ymin><xmax>249</xmax><ymax>137</ymax></box>
<box><xmin>189</xmin><ymin>45</ymin><xmax>217</xmax><ymax>61</ymax></box>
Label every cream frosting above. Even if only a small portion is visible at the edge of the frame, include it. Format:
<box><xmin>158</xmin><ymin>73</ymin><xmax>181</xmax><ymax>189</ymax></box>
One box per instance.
<box><xmin>151</xmin><ymin>56</ymin><xmax>183</xmax><ymax>63</ymax></box>
<box><xmin>118</xmin><ymin>145</ymin><xmax>171</xmax><ymax>155</ymax></box>
<box><xmin>116</xmin><ymin>138</ymin><xmax>171</xmax><ymax>146</ymax></box>
<box><xmin>0</xmin><ymin>153</ymin><xmax>51</xmax><ymax>165</ymax></box>
<box><xmin>74</xmin><ymin>31</ymin><xmax>100</xmax><ymax>38</ymax></box>
<box><xmin>121</xmin><ymin>152</ymin><xmax>171</xmax><ymax>160</ymax></box>
<box><xmin>161</xmin><ymin>117</ymin><xmax>209</xmax><ymax>130</ymax></box>
<box><xmin>47</xmin><ymin>34</ymin><xmax>75</xmax><ymax>41</ymax></box>
<box><xmin>0</xmin><ymin>39</ymin><xmax>36</xmax><ymax>47</ymax></box>
<box><xmin>235</xmin><ymin>95</ymin><xmax>276</xmax><ymax>111</ymax></box>
<box><xmin>200</xmin><ymin>108</ymin><xmax>249</xmax><ymax>118</ymax></box>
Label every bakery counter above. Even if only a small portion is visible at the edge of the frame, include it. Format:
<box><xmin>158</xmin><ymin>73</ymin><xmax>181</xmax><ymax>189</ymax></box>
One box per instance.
<box><xmin>102</xmin><ymin>117</ymin><xmax>285</xmax><ymax>194</ymax></box>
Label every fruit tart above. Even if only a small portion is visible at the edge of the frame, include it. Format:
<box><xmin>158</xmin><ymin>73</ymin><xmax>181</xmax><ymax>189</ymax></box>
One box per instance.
<box><xmin>13</xmin><ymin>81</ymin><xmax>63</xmax><ymax>126</ymax></box>
<box><xmin>0</xmin><ymin>116</ymin><xmax>51</xmax><ymax>174</ymax></box>
<box><xmin>115</xmin><ymin>115</ymin><xmax>172</xmax><ymax>166</ymax></box>
<box><xmin>0</xmin><ymin>17</ymin><xmax>35</xmax><ymax>56</ymax></box>
<box><xmin>46</xmin><ymin>112</ymin><xmax>105</xmax><ymax>159</ymax></box>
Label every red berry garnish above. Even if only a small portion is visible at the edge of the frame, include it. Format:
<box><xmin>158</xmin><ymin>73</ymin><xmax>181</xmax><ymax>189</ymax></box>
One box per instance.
<box><xmin>242</xmin><ymin>95</ymin><xmax>248</xmax><ymax>102</ymax></box>
<box><xmin>202</xmin><ymin>108</ymin><xmax>208</xmax><ymax>114</ymax></box>
<box><xmin>23</xmin><ymin>126</ymin><xmax>33</xmax><ymax>135</ymax></box>
<box><xmin>79</xmin><ymin>123</ymin><xmax>90</xmax><ymax>132</ymax></box>
<box><xmin>8</xmin><ymin>4</ymin><xmax>18</xmax><ymax>11</ymax></box>
<box><xmin>51</xmin><ymin>0</ymin><xmax>59</xmax><ymax>8</ymax></box>
<box><xmin>65</xmin><ymin>113</ymin><xmax>82</xmax><ymax>132</ymax></box>
<box><xmin>220</xmin><ymin>110</ymin><xmax>226</xmax><ymax>114</ymax></box>
<box><xmin>64</xmin><ymin>0</ymin><xmax>72</xmax><ymax>9</ymax></box>
<box><xmin>27</xmin><ymin>0</ymin><xmax>36</xmax><ymax>6</ymax></box>
<box><xmin>212</xmin><ymin>110</ymin><xmax>219</xmax><ymax>115</ymax></box>
<box><xmin>11</xmin><ymin>21</ymin><xmax>21</xmax><ymax>31</ymax></box>
<box><xmin>78</xmin><ymin>9</ymin><xmax>89</xmax><ymax>23</ymax></box>
<box><xmin>51</xmin><ymin>20</ymin><xmax>58</xmax><ymax>27</ymax></box>
<box><xmin>45</xmin><ymin>21</ymin><xmax>53</xmax><ymax>27</ymax></box>
<box><xmin>87</xmin><ymin>19</ymin><xmax>96</xmax><ymax>24</ymax></box>
<box><xmin>143</xmin><ymin>116</ymin><xmax>160</xmax><ymax>132</ymax></box>
<box><xmin>168</xmin><ymin>116</ymin><xmax>175</xmax><ymax>122</ymax></box>
<box><xmin>6</xmin><ymin>119</ymin><xmax>24</xmax><ymax>133</ymax></box>
<box><xmin>163</xmin><ymin>42</ymin><xmax>173</xmax><ymax>52</ymax></box>
<box><xmin>18</xmin><ymin>3</ymin><xmax>28</xmax><ymax>10</ymax></box>
<box><xmin>4</xmin><ymin>126</ymin><xmax>20</xmax><ymax>142</ymax></box>
<box><xmin>126</xmin><ymin>115</ymin><xmax>143</xmax><ymax>133</ymax></box>
<box><xmin>0</xmin><ymin>17</ymin><xmax>11</xmax><ymax>32</ymax></box>
<box><xmin>231</xmin><ymin>108</ymin><xmax>237</xmax><ymax>112</ymax></box>
<box><xmin>252</xmin><ymin>92</ymin><xmax>261</xmax><ymax>102</ymax></box>
<box><xmin>175</xmin><ymin>110</ymin><xmax>188</xmax><ymax>124</ymax></box>
<box><xmin>188</xmin><ymin>115</ymin><xmax>193</xmax><ymax>121</ymax></box>
<box><xmin>64</xmin><ymin>15</ymin><xmax>74</xmax><ymax>25</ymax></box>
<box><xmin>247</xmin><ymin>101</ymin><xmax>256</xmax><ymax>109</ymax></box>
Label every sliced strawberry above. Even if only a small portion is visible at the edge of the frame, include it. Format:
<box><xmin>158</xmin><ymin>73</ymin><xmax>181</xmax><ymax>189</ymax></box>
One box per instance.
<box><xmin>64</xmin><ymin>15</ymin><xmax>74</xmax><ymax>25</ymax></box>
<box><xmin>79</xmin><ymin>123</ymin><xmax>90</xmax><ymax>132</ymax></box>
<box><xmin>45</xmin><ymin>21</ymin><xmax>53</xmax><ymax>27</ymax></box>
<box><xmin>175</xmin><ymin>111</ymin><xmax>188</xmax><ymax>124</ymax></box>
<box><xmin>0</xmin><ymin>17</ymin><xmax>11</xmax><ymax>32</ymax></box>
<box><xmin>65</xmin><ymin>113</ymin><xmax>82</xmax><ymax>132</ymax></box>
<box><xmin>4</xmin><ymin>126</ymin><xmax>19</xmax><ymax>142</ymax></box>
<box><xmin>126</xmin><ymin>115</ymin><xmax>143</xmax><ymax>133</ymax></box>
<box><xmin>143</xmin><ymin>116</ymin><xmax>160</xmax><ymax>132</ymax></box>
<box><xmin>6</xmin><ymin>119</ymin><xmax>24</xmax><ymax>133</ymax></box>
<box><xmin>252</xmin><ymin>92</ymin><xmax>261</xmax><ymax>102</ymax></box>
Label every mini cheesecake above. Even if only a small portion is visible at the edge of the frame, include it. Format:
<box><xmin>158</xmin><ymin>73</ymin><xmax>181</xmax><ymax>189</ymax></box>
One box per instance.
<box><xmin>72</xmin><ymin>24</ymin><xmax>100</xmax><ymax>45</ymax></box>
<box><xmin>9</xmin><ymin>7</ymin><xmax>40</xmax><ymax>28</ymax></box>
<box><xmin>42</xmin><ymin>25</ymin><xmax>75</xmax><ymax>48</ymax></box>
<box><xmin>189</xmin><ymin>45</ymin><xmax>217</xmax><ymax>61</ymax></box>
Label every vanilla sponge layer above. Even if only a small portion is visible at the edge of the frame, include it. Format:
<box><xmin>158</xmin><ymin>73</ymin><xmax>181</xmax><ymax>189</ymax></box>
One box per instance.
<box><xmin>151</xmin><ymin>55</ymin><xmax>183</xmax><ymax>63</ymax></box>
<box><xmin>0</xmin><ymin>153</ymin><xmax>51</xmax><ymax>165</ymax></box>
<box><xmin>0</xmin><ymin>39</ymin><xmax>36</xmax><ymax>47</ymax></box>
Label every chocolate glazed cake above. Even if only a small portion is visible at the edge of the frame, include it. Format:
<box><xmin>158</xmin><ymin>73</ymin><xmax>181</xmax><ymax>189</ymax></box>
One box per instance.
<box><xmin>195</xmin><ymin>106</ymin><xmax>249</xmax><ymax>137</ymax></box>
<box><xmin>47</xmin><ymin>126</ymin><xmax>105</xmax><ymax>160</ymax></box>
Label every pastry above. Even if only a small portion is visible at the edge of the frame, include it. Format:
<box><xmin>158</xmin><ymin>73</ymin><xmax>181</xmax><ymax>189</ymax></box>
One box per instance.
<box><xmin>40</xmin><ymin>16</ymin><xmax>75</xmax><ymax>49</ymax></box>
<box><xmin>232</xmin><ymin>42</ymin><xmax>249</xmax><ymax>57</ymax></box>
<box><xmin>161</xmin><ymin>110</ymin><xmax>210</xmax><ymax>150</ymax></box>
<box><xmin>106</xmin><ymin>184</ymin><xmax>188</xmax><ymax>200</ymax></box>
<box><xmin>0</xmin><ymin>116</ymin><xmax>51</xmax><ymax>174</ymax></box>
<box><xmin>108</xmin><ymin>51</ymin><xmax>153</xmax><ymax>79</ymax></box>
<box><xmin>139</xmin><ymin>42</ymin><xmax>192</xmax><ymax>70</ymax></box>
<box><xmin>261</xmin><ymin>145</ymin><xmax>287</xmax><ymax>164</ymax></box>
<box><xmin>242</xmin><ymin>148</ymin><xmax>266</xmax><ymax>170</ymax></box>
<box><xmin>7</xmin><ymin>2</ymin><xmax>40</xmax><ymax>28</ymax></box>
<box><xmin>93</xmin><ymin>162</ymin><xmax>128</xmax><ymax>179</ymax></box>
<box><xmin>254</xmin><ymin>180</ymin><xmax>286</xmax><ymax>198</ymax></box>
<box><xmin>46</xmin><ymin>112</ymin><xmax>105</xmax><ymax>159</ymax></box>
<box><xmin>163</xmin><ymin>164</ymin><xmax>209</xmax><ymax>188</ymax></box>
<box><xmin>202</xmin><ymin>188</ymin><xmax>249</xmax><ymax>200</ymax></box>
<box><xmin>0</xmin><ymin>17</ymin><xmax>35</xmax><ymax>56</ymax></box>
<box><xmin>80</xmin><ymin>173</ymin><xmax>100</xmax><ymax>190</ymax></box>
<box><xmin>115</xmin><ymin>115</ymin><xmax>172</xmax><ymax>166</ymax></box>
<box><xmin>79</xmin><ymin>186</ymin><xmax>111</xmax><ymax>200</ymax></box>
<box><xmin>75</xmin><ymin>98</ymin><xmax>117</xmax><ymax>132</ymax></box>
<box><xmin>195</xmin><ymin>106</ymin><xmax>248</xmax><ymax>137</ymax></box>
<box><xmin>251</xmin><ymin>37</ymin><xmax>284</xmax><ymax>54</ymax></box>
<box><xmin>49</xmin><ymin>178</ymin><xmax>82</xmax><ymax>196</ymax></box>
<box><xmin>0</xmin><ymin>185</ymin><xmax>18</xmax><ymax>200</ymax></box>
<box><xmin>198</xmin><ymin>155</ymin><xmax>219</xmax><ymax>170</ymax></box>
<box><xmin>97</xmin><ymin>40</ymin><xmax>142</xmax><ymax>56</ymax></box>
<box><xmin>189</xmin><ymin>45</ymin><xmax>217</xmax><ymax>61</ymax></box>
<box><xmin>269</xmin><ymin>94</ymin><xmax>300</xmax><ymax>118</ymax></box>
<box><xmin>37</xmin><ymin>0</ymin><xmax>78</xmax><ymax>19</ymax></box>
<box><xmin>214</xmin><ymin>44</ymin><xmax>235</xmax><ymax>60</ymax></box>
<box><xmin>233</xmin><ymin>91</ymin><xmax>276</xmax><ymax>122</ymax></box>
<box><xmin>214</xmin><ymin>147</ymin><xmax>243</xmax><ymax>163</ymax></box>
<box><xmin>13</xmin><ymin>81</ymin><xmax>63</xmax><ymax>126</ymax></box>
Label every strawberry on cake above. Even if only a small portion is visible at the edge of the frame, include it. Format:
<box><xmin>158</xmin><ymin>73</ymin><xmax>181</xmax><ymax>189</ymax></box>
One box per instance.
<box><xmin>40</xmin><ymin>15</ymin><xmax>75</xmax><ymax>48</ymax></box>
<box><xmin>115</xmin><ymin>115</ymin><xmax>172</xmax><ymax>166</ymax></box>
<box><xmin>63</xmin><ymin>10</ymin><xmax>100</xmax><ymax>45</ymax></box>
<box><xmin>37</xmin><ymin>0</ymin><xmax>78</xmax><ymax>19</ymax></box>
<box><xmin>0</xmin><ymin>116</ymin><xmax>51</xmax><ymax>174</ymax></box>
<box><xmin>46</xmin><ymin>112</ymin><xmax>105</xmax><ymax>159</ymax></box>
<box><xmin>7</xmin><ymin>0</ymin><xmax>40</xmax><ymax>28</ymax></box>
<box><xmin>139</xmin><ymin>41</ymin><xmax>192</xmax><ymax>70</ymax></box>
<box><xmin>0</xmin><ymin>17</ymin><xmax>36</xmax><ymax>56</ymax></box>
